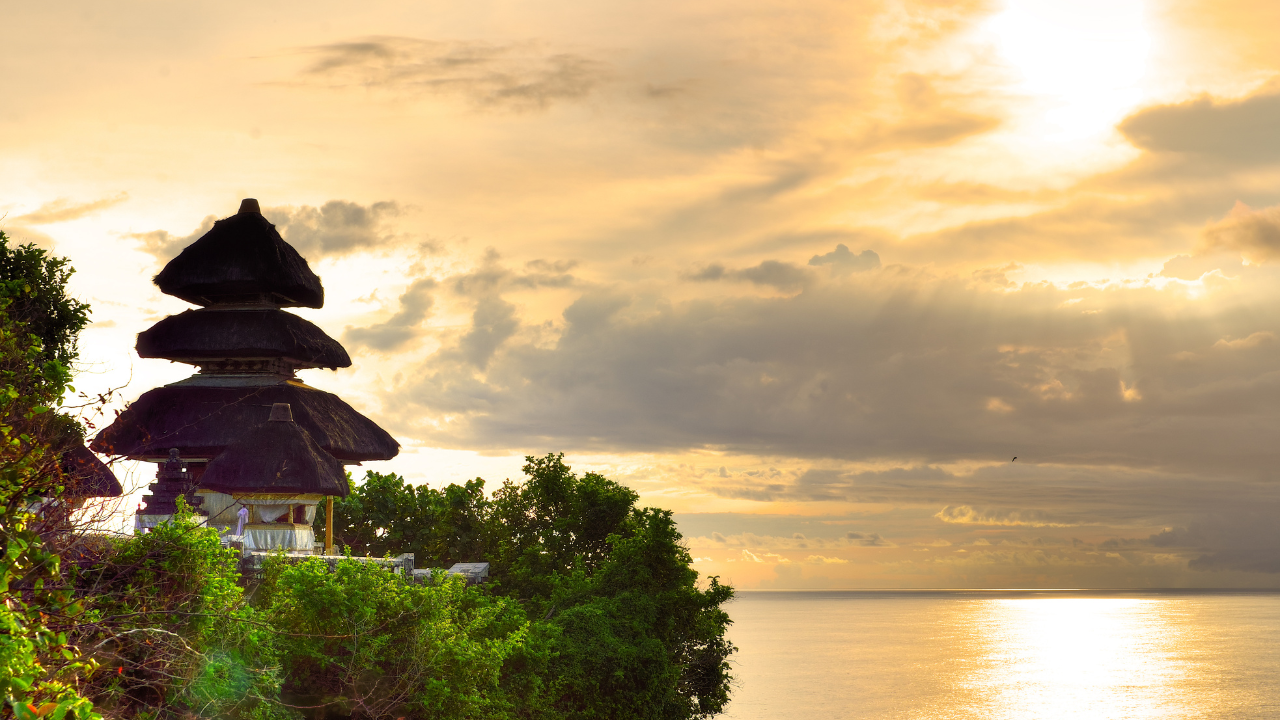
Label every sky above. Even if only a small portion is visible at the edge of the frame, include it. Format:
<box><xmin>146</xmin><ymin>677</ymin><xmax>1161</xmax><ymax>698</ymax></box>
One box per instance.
<box><xmin>5</xmin><ymin>0</ymin><xmax>1280</xmax><ymax>588</ymax></box>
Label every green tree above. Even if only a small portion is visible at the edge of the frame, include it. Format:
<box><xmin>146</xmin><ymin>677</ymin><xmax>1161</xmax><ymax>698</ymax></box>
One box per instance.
<box><xmin>325</xmin><ymin>454</ymin><xmax>737</xmax><ymax>719</ymax></box>
<box><xmin>75</xmin><ymin>502</ymin><xmax>291</xmax><ymax>719</ymax></box>
<box><xmin>0</xmin><ymin>233</ymin><xmax>100</xmax><ymax>718</ymax></box>
<box><xmin>491</xmin><ymin>455</ymin><xmax>735</xmax><ymax>720</ymax></box>
<box><xmin>0</xmin><ymin>231</ymin><xmax>96</xmax><ymax>513</ymax></box>
<box><xmin>262</xmin><ymin>556</ymin><xmax>526</xmax><ymax>719</ymax></box>
<box><xmin>487</xmin><ymin>454</ymin><xmax>638</xmax><ymax>602</ymax></box>
<box><xmin>0</xmin><ymin>232</ymin><xmax>91</xmax><ymax>375</ymax></box>
<box><xmin>317</xmin><ymin>472</ymin><xmax>490</xmax><ymax>568</ymax></box>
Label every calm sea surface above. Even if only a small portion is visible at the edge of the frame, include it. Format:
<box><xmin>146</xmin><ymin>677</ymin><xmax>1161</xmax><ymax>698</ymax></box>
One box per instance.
<box><xmin>722</xmin><ymin>590</ymin><xmax>1280</xmax><ymax>720</ymax></box>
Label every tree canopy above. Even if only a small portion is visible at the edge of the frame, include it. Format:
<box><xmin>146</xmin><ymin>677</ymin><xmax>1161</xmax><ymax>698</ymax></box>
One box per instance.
<box><xmin>0</xmin><ymin>232</ymin><xmax>90</xmax><ymax>377</ymax></box>
<box><xmin>320</xmin><ymin>454</ymin><xmax>737</xmax><ymax>719</ymax></box>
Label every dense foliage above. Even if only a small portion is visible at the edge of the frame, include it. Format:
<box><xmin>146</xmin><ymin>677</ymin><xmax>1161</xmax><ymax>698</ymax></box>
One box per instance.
<box><xmin>0</xmin><ymin>231</ymin><xmax>100</xmax><ymax>718</ymax></box>
<box><xmin>73</xmin><ymin>502</ymin><xmax>289</xmax><ymax>718</ymax></box>
<box><xmin>317</xmin><ymin>473</ymin><xmax>488</xmax><ymax>568</ymax></box>
<box><xmin>259</xmin><ymin>556</ymin><xmax>528</xmax><ymax>718</ymax></box>
<box><xmin>0</xmin><ymin>233</ymin><xmax>91</xmax><ymax>384</ymax></box>
<box><xmin>320</xmin><ymin>454</ymin><xmax>736</xmax><ymax>719</ymax></box>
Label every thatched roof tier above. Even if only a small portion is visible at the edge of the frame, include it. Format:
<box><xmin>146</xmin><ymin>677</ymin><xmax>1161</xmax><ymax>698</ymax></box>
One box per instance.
<box><xmin>200</xmin><ymin>403</ymin><xmax>350</xmax><ymax>497</ymax></box>
<box><xmin>136</xmin><ymin>308</ymin><xmax>351</xmax><ymax>369</ymax></box>
<box><xmin>90</xmin><ymin>382</ymin><xmax>399</xmax><ymax>462</ymax></box>
<box><xmin>153</xmin><ymin>200</ymin><xmax>324</xmax><ymax>308</ymax></box>
<box><xmin>59</xmin><ymin>445</ymin><xmax>123</xmax><ymax>498</ymax></box>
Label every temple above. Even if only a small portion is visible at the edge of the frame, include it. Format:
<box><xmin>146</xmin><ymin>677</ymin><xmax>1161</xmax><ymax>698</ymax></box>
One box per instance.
<box><xmin>92</xmin><ymin>198</ymin><xmax>399</xmax><ymax>550</ymax></box>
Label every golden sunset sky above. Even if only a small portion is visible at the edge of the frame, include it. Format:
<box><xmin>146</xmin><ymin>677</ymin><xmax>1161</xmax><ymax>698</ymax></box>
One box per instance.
<box><xmin>5</xmin><ymin>0</ymin><xmax>1280</xmax><ymax>588</ymax></box>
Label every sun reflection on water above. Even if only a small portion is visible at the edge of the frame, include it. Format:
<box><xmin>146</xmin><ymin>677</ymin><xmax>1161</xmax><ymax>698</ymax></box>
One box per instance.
<box><xmin>957</xmin><ymin>598</ymin><xmax>1192</xmax><ymax>719</ymax></box>
<box><xmin>723</xmin><ymin>592</ymin><xmax>1280</xmax><ymax>720</ymax></box>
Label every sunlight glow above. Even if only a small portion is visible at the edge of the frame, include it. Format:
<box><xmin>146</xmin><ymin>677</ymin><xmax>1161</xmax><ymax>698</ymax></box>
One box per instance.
<box><xmin>986</xmin><ymin>0</ymin><xmax>1153</xmax><ymax>141</ymax></box>
<box><xmin>967</xmin><ymin>598</ymin><xmax>1192</xmax><ymax>719</ymax></box>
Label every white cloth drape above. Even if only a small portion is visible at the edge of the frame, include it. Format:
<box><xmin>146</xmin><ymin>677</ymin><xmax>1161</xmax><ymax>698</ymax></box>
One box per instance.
<box><xmin>257</xmin><ymin>504</ymin><xmax>290</xmax><ymax>523</ymax></box>
<box><xmin>242</xmin><ymin>525</ymin><xmax>314</xmax><ymax>551</ymax></box>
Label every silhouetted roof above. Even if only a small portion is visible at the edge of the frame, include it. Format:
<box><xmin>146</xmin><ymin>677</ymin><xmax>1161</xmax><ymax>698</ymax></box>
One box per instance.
<box><xmin>60</xmin><ymin>445</ymin><xmax>123</xmax><ymax>498</ymax></box>
<box><xmin>200</xmin><ymin>403</ymin><xmax>350</xmax><ymax>497</ymax></box>
<box><xmin>153</xmin><ymin>199</ymin><xmax>324</xmax><ymax>308</ymax></box>
<box><xmin>137</xmin><ymin>308</ymin><xmax>351</xmax><ymax>369</ymax></box>
<box><xmin>91</xmin><ymin>381</ymin><xmax>399</xmax><ymax>462</ymax></box>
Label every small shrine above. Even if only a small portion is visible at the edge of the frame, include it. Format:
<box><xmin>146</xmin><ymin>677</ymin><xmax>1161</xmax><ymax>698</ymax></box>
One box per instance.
<box><xmin>92</xmin><ymin>198</ymin><xmax>399</xmax><ymax>551</ymax></box>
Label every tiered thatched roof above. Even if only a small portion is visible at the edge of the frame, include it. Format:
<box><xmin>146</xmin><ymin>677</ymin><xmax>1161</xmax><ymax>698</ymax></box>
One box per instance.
<box><xmin>59</xmin><ymin>445</ymin><xmax>123</xmax><ymax>498</ymax></box>
<box><xmin>96</xmin><ymin>198</ymin><xmax>400</xmax><ymax>502</ymax></box>
<box><xmin>152</xmin><ymin>200</ymin><xmax>324</xmax><ymax>308</ymax></box>
<box><xmin>200</xmin><ymin>403</ymin><xmax>349</xmax><ymax>497</ymax></box>
<box><xmin>137</xmin><ymin>308</ymin><xmax>351</xmax><ymax>369</ymax></box>
<box><xmin>91</xmin><ymin>382</ymin><xmax>399</xmax><ymax>462</ymax></box>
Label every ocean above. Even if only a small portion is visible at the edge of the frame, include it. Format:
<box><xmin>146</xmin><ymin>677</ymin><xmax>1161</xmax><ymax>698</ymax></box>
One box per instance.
<box><xmin>721</xmin><ymin>590</ymin><xmax>1280</xmax><ymax>720</ymax></box>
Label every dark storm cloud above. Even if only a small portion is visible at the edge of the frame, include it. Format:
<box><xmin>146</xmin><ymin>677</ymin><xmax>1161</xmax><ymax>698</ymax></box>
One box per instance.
<box><xmin>130</xmin><ymin>200</ymin><xmax>401</xmax><ymax>264</ymax></box>
<box><xmin>1118</xmin><ymin>89</ymin><xmax>1280</xmax><ymax>162</ymax></box>
<box><xmin>295</xmin><ymin>37</ymin><xmax>605</xmax><ymax>112</ymax></box>
<box><xmin>342</xmin><ymin>278</ymin><xmax>436</xmax><ymax>352</ymax></box>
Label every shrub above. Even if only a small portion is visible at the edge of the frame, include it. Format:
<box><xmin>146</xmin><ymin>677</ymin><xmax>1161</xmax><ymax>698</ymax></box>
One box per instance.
<box><xmin>76</xmin><ymin>504</ymin><xmax>292</xmax><ymax>719</ymax></box>
<box><xmin>263</xmin><ymin>557</ymin><xmax>527</xmax><ymax>719</ymax></box>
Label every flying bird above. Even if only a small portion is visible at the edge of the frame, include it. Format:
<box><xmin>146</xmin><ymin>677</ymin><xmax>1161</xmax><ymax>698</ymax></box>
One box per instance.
<box><xmin>1012</xmin><ymin>457</ymin><xmax>1017</xmax><ymax>462</ymax></box>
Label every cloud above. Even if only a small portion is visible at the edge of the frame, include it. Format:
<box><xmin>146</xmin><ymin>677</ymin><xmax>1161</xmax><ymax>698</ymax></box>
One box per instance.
<box><xmin>741</xmin><ymin>549</ymin><xmax>789</xmax><ymax>563</ymax></box>
<box><xmin>852</xmin><ymin>72</ymin><xmax>1001</xmax><ymax>152</ymax></box>
<box><xmin>861</xmin><ymin>112</ymin><xmax>1000</xmax><ymax>153</ymax></box>
<box><xmin>1119</xmin><ymin>90</ymin><xmax>1280</xmax><ymax>162</ymax></box>
<box><xmin>1201</xmin><ymin>201</ymin><xmax>1280</xmax><ymax>263</ymax></box>
<box><xmin>294</xmin><ymin>37</ymin><xmax>606</xmax><ymax>112</ymax></box>
<box><xmin>130</xmin><ymin>199</ymin><xmax>402</xmax><ymax>264</ymax></box>
<box><xmin>1159</xmin><ymin>253</ymin><xmax>1244</xmax><ymax>281</ymax></box>
<box><xmin>12</xmin><ymin>194</ymin><xmax>129</xmax><ymax>225</ymax></box>
<box><xmin>686</xmin><ymin>259</ymin><xmax>811</xmax><ymax>290</ymax></box>
<box><xmin>383</xmin><ymin>252</ymin><xmax>1280</xmax><ymax>488</ymax></box>
<box><xmin>129</xmin><ymin>216</ymin><xmax>217</xmax><ymax>263</ymax></box>
<box><xmin>808</xmin><ymin>244</ymin><xmax>880</xmax><ymax>274</ymax></box>
<box><xmin>1150</xmin><ymin>506</ymin><xmax>1280</xmax><ymax>573</ymax></box>
<box><xmin>845</xmin><ymin>531</ymin><xmax>893</xmax><ymax>547</ymax></box>
<box><xmin>1214</xmin><ymin>331</ymin><xmax>1276</xmax><ymax>350</ymax></box>
<box><xmin>458</xmin><ymin>296</ymin><xmax>519</xmax><ymax>369</ymax></box>
<box><xmin>265</xmin><ymin>201</ymin><xmax>402</xmax><ymax>258</ymax></box>
<box><xmin>935</xmin><ymin>505</ymin><xmax>1077</xmax><ymax>528</ymax></box>
<box><xmin>343</xmin><ymin>278</ymin><xmax>437</xmax><ymax>352</ymax></box>
<box><xmin>806</xmin><ymin>555</ymin><xmax>848</xmax><ymax>564</ymax></box>
<box><xmin>2</xmin><ymin>194</ymin><xmax>129</xmax><ymax>248</ymax></box>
